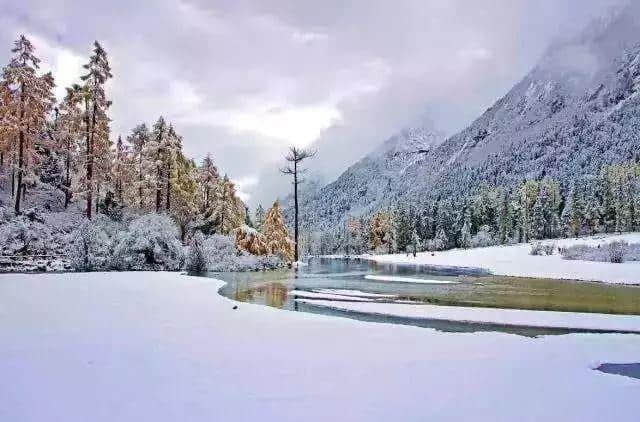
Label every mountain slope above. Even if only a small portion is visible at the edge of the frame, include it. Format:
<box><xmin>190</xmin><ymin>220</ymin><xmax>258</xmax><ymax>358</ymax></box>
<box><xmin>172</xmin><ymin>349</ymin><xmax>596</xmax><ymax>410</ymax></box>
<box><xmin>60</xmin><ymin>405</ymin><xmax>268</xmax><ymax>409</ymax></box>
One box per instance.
<box><xmin>297</xmin><ymin>4</ymin><xmax>640</xmax><ymax>236</ymax></box>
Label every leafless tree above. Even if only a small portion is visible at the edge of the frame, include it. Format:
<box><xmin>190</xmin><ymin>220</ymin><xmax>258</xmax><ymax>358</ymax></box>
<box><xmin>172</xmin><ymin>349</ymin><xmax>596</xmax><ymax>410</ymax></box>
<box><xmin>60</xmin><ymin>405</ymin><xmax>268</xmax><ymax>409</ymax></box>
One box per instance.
<box><xmin>280</xmin><ymin>146</ymin><xmax>315</xmax><ymax>262</ymax></box>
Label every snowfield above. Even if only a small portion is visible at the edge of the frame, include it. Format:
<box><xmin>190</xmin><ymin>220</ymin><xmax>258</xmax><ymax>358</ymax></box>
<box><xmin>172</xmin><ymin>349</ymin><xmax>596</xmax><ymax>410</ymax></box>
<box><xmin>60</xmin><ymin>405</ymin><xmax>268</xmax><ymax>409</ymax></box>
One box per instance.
<box><xmin>365</xmin><ymin>233</ymin><xmax>640</xmax><ymax>284</ymax></box>
<box><xmin>1</xmin><ymin>271</ymin><xmax>639</xmax><ymax>422</ymax></box>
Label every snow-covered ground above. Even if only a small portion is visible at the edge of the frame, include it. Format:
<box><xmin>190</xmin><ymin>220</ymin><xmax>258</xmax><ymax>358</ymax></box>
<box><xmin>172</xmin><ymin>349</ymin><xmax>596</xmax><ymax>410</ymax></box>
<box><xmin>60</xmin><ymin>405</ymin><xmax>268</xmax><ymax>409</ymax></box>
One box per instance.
<box><xmin>365</xmin><ymin>233</ymin><xmax>640</xmax><ymax>284</ymax></box>
<box><xmin>1</xmin><ymin>271</ymin><xmax>639</xmax><ymax>421</ymax></box>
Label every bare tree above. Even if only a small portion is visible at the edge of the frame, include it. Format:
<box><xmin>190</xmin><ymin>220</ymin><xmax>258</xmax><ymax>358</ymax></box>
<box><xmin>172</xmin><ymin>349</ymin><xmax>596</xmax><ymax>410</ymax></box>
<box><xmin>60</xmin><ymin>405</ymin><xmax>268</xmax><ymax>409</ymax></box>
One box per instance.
<box><xmin>280</xmin><ymin>146</ymin><xmax>315</xmax><ymax>262</ymax></box>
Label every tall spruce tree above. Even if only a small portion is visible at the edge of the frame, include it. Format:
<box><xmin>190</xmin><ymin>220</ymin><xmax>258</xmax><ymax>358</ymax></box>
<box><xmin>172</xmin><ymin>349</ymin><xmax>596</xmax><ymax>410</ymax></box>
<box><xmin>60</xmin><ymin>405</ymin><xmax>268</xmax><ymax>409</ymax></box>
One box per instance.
<box><xmin>80</xmin><ymin>41</ymin><xmax>112</xmax><ymax>219</ymax></box>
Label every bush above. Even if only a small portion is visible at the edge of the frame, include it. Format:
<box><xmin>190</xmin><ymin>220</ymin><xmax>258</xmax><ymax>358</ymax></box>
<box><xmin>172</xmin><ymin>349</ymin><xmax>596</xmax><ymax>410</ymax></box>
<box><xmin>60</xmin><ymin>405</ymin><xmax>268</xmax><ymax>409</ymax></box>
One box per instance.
<box><xmin>543</xmin><ymin>243</ymin><xmax>555</xmax><ymax>255</ymax></box>
<box><xmin>186</xmin><ymin>231</ymin><xmax>208</xmax><ymax>273</ymax></box>
<box><xmin>112</xmin><ymin>213</ymin><xmax>184</xmax><ymax>270</ymax></box>
<box><xmin>560</xmin><ymin>240</ymin><xmax>636</xmax><ymax>263</ymax></box>
<box><xmin>607</xmin><ymin>241</ymin><xmax>627</xmax><ymax>263</ymax></box>
<box><xmin>470</xmin><ymin>225</ymin><xmax>496</xmax><ymax>248</ymax></box>
<box><xmin>70</xmin><ymin>222</ymin><xmax>111</xmax><ymax>271</ymax></box>
<box><xmin>530</xmin><ymin>242</ymin><xmax>545</xmax><ymax>256</ymax></box>
<box><xmin>204</xmin><ymin>234</ymin><xmax>285</xmax><ymax>272</ymax></box>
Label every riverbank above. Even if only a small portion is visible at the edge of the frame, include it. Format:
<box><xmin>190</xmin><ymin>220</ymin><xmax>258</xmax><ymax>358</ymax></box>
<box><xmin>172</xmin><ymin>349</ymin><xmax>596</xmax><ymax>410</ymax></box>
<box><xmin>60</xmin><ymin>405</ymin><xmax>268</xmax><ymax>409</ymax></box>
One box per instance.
<box><xmin>1</xmin><ymin>271</ymin><xmax>639</xmax><ymax>421</ymax></box>
<box><xmin>361</xmin><ymin>233</ymin><xmax>640</xmax><ymax>284</ymax></box>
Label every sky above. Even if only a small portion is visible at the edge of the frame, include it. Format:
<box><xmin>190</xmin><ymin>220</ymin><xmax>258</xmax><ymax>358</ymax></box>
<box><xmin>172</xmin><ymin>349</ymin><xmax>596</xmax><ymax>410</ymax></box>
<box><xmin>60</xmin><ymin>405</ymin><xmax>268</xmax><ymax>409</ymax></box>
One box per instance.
<box><xmin>0</xmin><ymin>0</ymin><xmax>624</xmax><ymax>207</ymax></box>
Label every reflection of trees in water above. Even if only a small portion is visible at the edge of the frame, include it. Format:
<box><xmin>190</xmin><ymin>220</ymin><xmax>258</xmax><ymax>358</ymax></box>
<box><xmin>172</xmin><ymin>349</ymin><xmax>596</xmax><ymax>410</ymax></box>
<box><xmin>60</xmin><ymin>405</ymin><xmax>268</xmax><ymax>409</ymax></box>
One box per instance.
<box><xmin>234</xmin><ymin>282</ymin><xmax>289</xmax><ymax>309</ymax></box>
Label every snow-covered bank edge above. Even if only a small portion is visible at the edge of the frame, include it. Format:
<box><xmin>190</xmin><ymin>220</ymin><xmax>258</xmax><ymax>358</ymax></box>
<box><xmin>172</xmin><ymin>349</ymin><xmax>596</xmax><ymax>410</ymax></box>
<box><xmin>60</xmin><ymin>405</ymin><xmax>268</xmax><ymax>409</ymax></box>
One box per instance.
<box><xmin>296</xmin><ymin>299</ymin><xmax>640</xmax><ymax>334</ymax></box>
<box><xmin>351</xmin><ymin>233</ymin><xmax>640</xmax><ymax>284</ymax></box>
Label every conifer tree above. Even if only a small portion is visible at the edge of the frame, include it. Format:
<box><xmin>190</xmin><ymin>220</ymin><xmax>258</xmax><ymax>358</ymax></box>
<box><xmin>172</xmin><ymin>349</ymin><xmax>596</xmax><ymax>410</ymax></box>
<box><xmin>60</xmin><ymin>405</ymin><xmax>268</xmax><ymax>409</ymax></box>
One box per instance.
<box><xmin>254</xmin><ymin>203</ymin><xmax>266</xmax><ymax>231</ymax></box>
<box><xmin>2</xmin><ymin>35</ymin><xmax>55</xmax><ymax>214</ymax></box>
<box><xmin>280</xmin><ymin>146</ymin><xmax>315</xmax><ymax>262</ymax></box>
<box><xmin>127</xmin><ymin>123</ymin><xmax>151</xmax><ymax>209</ymax></box>
<box><xmin>80</xmin><ymin>41</ymin><xmax>112</xmax><ymax>219</ymax></box>
<box><xmin>263</xmin><ymin>200</ymin><xmax>294</xmax><ymax>262</ymax></box>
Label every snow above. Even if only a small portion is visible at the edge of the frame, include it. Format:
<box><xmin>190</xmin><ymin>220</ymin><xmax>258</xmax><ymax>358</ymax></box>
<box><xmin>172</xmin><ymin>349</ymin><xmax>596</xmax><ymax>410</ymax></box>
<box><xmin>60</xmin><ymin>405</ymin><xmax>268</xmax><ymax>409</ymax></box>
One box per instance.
<box><xmin>366</xmin><ymin>233</ymin><xmax>640</xmax><ymax>284</ymax></box>
<box><xmin>295</xmin><ymin>300</ymin><xmax>640</xmax><ymax>333</ymax></box>
<box><xmin>288</xmin><ymin>289</ymin><xmax>373</xmax><ymax>301</ymax></box>
<box><xmin>364</xmin><ymin>274</ymin><xmax>459</xmax><ymax>284</ymax></box>
<box><xmin>314</xmin><ymin>288</ymin><xmax>397</xmax><ymax>298</ymax></box>
<box><xmin>1</xmin><ymin>271</ymin><xmax>639</xmax><ymax>422</ymax></box>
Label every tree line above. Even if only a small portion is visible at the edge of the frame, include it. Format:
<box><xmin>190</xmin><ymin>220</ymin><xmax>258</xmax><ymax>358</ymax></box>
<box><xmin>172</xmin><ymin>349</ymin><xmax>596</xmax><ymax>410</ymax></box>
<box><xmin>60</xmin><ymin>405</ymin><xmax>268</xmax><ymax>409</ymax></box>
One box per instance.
<box><xmin>305</xmin><ymin>161</ymin><xmax>640</xmax><ymax>255</ymax></box>
<box><xmin>0</xmin><ymin>35</ymin><xmax>247</xmax><ymax>241</ymax></box>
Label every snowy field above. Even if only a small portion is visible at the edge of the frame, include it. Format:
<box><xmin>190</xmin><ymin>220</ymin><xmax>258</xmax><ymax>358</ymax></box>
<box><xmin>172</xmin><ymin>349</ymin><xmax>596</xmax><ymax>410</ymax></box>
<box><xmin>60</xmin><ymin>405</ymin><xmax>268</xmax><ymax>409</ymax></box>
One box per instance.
<box><xmin>365</xmin><ymin>233</ymin><xmax>640</xmax><ymax>284</ymax></box>
<box><xmin>1</xmin><ymin>272</ymin><xmax>640</xmax><ymax>422</ymax></box>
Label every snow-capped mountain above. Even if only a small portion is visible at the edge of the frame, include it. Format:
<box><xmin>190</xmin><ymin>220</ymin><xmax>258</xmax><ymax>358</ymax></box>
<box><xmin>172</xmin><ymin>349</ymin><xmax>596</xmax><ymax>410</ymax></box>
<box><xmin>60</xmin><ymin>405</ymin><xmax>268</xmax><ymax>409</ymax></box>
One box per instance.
<box><xmin>298</xmin><ymin>3</ymin><xmax>640</xmax><ymax>233</ymax></box>
<box><xmin>291</xmin><ymin>125</ymin><xmax>444</xmax><ymax>232</ymax></box>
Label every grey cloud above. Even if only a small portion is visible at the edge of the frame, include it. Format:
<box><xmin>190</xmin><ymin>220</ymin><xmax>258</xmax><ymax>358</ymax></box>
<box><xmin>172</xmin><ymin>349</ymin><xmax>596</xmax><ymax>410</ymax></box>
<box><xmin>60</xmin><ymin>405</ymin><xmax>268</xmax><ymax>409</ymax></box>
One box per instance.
<box><xmin>0</xmin><ymin>0</ymin><xmax>625</xmax><ymax>208</ymax></box>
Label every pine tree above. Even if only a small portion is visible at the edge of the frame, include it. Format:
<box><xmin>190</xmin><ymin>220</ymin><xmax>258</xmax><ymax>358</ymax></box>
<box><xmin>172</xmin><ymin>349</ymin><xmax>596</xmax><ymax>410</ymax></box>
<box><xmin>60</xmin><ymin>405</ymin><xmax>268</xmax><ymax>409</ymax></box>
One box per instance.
<box><xmin>254</xmin><ymin>203</ymin><xmax>266</xmax><ymax>231</ymax></box>
<box><xmin>79</xmin><ymin>41</ymin><xmax>112</xmax><ymax>219</ymax></box>
<box><xmin>280</xmin><ymin>146</ymin><xmax>315</xmax><ymax>262</ymax></box>
<box><xmin>127</xmin><ymin>123</ymin><xmax>151</xmax><ymax>209</ymax></box>
<box><xmin>2</xmin><ymin>35</ymin><xmax>55</xmax><ymax>214</ymax></box>
<box><xmin>263</xmin><ymin>200</ymin><xmax>294</xmax><ymax>262</ymax></box>
<box><xmin>171</xmin><ymin>155</ymin><xmax>199</xmax><ymax>241</ymax></box>
<box><xmin>56</xmin><ymin>84</ymin><xmax>84</xmax><ymax>208</ymax></box>
<box><xmin>147</xmin><ymin>116</ymin><xmax>168</xmax><ymax>213</ymax></box>
<box><xmin>459</xmin><ymin>211</ymin><xmax>472</xmax><ymax>248</ymax></box>
<box><xmin>434</xmin><ymin>227</ymin><xmax>448</xmax><ymax>251</ymax></box>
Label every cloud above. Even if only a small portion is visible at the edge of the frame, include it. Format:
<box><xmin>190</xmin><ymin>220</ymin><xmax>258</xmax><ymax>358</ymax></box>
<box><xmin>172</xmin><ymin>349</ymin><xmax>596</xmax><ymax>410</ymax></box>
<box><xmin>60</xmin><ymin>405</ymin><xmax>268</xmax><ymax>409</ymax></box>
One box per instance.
<box><xmin>0</xmin><ymin>0</ymin><xmax>625</xmax><ymax>208</ymax></box>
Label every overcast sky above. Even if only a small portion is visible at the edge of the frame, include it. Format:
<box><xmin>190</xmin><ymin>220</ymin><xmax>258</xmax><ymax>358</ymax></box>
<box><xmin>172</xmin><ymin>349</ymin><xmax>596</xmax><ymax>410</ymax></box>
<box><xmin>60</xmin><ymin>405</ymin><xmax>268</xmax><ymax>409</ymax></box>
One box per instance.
<box><xmin>0</xmin><ymin>0</ymin><xmax>623</xmax><ymax>207</ymax></box>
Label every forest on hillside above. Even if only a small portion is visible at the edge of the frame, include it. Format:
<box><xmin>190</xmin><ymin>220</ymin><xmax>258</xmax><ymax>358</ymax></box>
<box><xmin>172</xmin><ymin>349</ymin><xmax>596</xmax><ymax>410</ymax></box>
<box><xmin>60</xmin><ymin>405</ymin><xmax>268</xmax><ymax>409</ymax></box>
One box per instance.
<box><xmin>302</xmin><ymin>162</ymin><xmax>640</xmax><ymax>256</ymax></box>
<box><xmin>0</xmin><ymin>35</ymin><xmax>294</xmax><ymax>271</ymax></box>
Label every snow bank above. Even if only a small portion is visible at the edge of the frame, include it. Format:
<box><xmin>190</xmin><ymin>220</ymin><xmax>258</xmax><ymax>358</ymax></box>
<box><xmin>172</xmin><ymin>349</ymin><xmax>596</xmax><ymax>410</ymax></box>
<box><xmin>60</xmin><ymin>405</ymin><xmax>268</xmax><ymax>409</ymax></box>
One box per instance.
<box><xmin>1</xmin><ymin>272</ymin><xmax>639</xmax><ymax>422</ymax></box>
<box><xmin>364</xmin><ymin>274</ymin><xmax>459</xmax><ymax>284</ymax></box>
<box><xmin>288</xmin><ymin>289</ymin><xmax>373</xmax><ymax>301</ymax></box>
<box><xmin>366</xmin><ymin>233</ymin><xmax>640</xmax><ymax>284</ymax></box>
<box><xmin>296</xmin><ymin>299</ymin><xmax>640</xmax><ymax>333</ymax></box>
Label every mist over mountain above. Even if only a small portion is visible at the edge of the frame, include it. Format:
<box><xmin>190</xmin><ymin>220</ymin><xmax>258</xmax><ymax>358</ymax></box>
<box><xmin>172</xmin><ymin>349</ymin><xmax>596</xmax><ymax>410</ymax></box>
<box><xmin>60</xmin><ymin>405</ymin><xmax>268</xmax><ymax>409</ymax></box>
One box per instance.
<box><xmin>295</xmin><ymin>3</ymin><xmax>640</xmax><ymax>243</ymax></box>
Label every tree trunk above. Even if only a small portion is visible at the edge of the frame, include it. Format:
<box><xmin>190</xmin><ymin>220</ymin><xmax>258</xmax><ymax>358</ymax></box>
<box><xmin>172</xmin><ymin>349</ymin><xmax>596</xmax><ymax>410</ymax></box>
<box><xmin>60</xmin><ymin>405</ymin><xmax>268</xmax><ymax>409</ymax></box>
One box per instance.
<box><xmin>138</xmin><ymin>152</ymin><xmax>143</xmax><ymax>209</ymax></box>
<box><xmin>14</xmin><ymin>129</ymin><xmax>24</xmax><ymax>215</ymax></box>
<box><xmin>64</xmin><ymin>138</ymin><xmax>71</xmax><ymax>208</ymax></box>
<box><xmin>293</xmin><ymin>160</ymin><xmax>299</xmax><ymax>262</ymax></box>
<box><xmin>165</xmin><ymin>161</ymin><xmax>171</xmax><ymax>211</ymax></box>
<box><xmin>155</xmin><ymin>166</ymin><xmax>162</xmax><ymax>213</ymax></box>
<box><xmin>96</xmin><ymin>183</ymin><xmax>100</xmax><ymax>214</ymax></box>
<box><xmin>155</xmin><ymin>144</ymin><xmax>162</xmax><ymax>213</ymax></box>
<box><xmin>86</xmin><ymin>100</ymin><xmax>95</xmax><ymax>220</ymax></box>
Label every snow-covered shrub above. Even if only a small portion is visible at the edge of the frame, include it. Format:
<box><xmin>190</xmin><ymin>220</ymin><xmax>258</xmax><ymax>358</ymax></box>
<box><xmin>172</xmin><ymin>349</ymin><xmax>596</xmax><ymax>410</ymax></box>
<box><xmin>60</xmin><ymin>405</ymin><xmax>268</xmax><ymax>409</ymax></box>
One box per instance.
<box><xmin>112</xmin><ymin>213</ymin><xmax>184</xmax><ymax>270</ymax></box>
<box><xmin>530</xmin><ymin>242</ymin><xmax>545</xmax><ymax>256</ymax></box>
<box><xmin>607</xmin><ymin>241</ymin><xmax>627</xmax><ymax>263</ymax></box>
<box><xmin>560</xmin><ymin>241</ymin><xmax>637</xmax><ymax>263</ymax></box>
<box><xmin>204</xmin><ymin>234</ymin><xmax>285</xmax><ymax>272</ymax></box>
<box><xmin>470</xmin><ymin>225</ymin><xmax>495</xmax><ymax>248</ymax></box>
<box><xmin>70</xmin><ymin>222</ymin><xmax>111</xmax><ymax>271</ymax></box>
<box><xmin>0</xmin><ymin>216</ymin><xmax>53</xmax><ymax>255</ymax></box>
<box><xmin>530</xmin><ymin>242</ymin><xmax>555</xmax><ymax>256</ymax></box>
<box><xmin>186</xmin><ymin>231</ymin><xmax>208</xmax><ymax>273</ymax></box>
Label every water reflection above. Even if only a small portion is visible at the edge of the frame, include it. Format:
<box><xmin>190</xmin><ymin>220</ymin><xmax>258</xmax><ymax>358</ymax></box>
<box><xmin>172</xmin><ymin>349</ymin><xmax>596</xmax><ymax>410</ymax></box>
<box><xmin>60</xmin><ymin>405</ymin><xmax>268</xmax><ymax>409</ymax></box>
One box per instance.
<box><xmin>208</xmin><ymin>257</ymin><xmax>640</xmax><ymax>336</ymax></box>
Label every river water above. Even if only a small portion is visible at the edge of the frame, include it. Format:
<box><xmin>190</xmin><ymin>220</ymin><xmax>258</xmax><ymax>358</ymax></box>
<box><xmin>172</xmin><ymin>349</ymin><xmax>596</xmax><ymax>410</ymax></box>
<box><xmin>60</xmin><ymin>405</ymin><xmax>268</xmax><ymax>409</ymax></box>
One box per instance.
<box><xmin>210</xmin><ymin>257</ymin><xmax>640</xmax><ymax>336</ymax></box>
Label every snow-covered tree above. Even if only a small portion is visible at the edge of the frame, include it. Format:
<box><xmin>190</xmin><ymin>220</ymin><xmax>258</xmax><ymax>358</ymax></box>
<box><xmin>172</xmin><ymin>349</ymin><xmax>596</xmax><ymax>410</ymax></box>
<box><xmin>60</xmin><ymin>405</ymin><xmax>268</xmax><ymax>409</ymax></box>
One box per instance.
<box><xmin>79</xmin><ymin>41</ymin><xmax>112</xmax><ymax>219</ymax></box>
<box><xmin>263</xmin><ymin>200</ymin><xmax>294</xmax><ymax>262</ymax></box>
<box><xmin>113</xmin><ymin>213</ymin><xmax>184</xmax><ymax>270</ymax></box>
<box><xmin>254</xmin><ymin>203</ymin><xmax>266</xmax><ymax>231</ymax></box>
<box><xmin>2</xmin><ymin>35</ymin><xmax>55</xmax><ymax>214</ymax></box>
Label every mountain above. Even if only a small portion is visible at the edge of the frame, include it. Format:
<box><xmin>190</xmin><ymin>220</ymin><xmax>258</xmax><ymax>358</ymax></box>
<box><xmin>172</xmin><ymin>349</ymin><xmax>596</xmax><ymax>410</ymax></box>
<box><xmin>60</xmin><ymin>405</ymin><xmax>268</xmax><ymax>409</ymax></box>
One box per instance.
<box><xmin>290</xmin><ymin>125</ymin><xmax>444</xmax><ymax>232</ymax></box>
<box><xmin>297</xmin><ymin>3</ymin><xmax>640</xmax><ymax>241</ymax></box>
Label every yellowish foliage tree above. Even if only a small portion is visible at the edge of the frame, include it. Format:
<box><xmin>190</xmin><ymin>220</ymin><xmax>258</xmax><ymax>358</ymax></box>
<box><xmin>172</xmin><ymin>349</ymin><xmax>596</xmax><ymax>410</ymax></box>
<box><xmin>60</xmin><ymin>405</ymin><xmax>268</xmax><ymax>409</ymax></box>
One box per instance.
<box><xmin>263</xmin><ymin>200</ymin><xmax>294</xmax><ymax>262</ymax></box>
